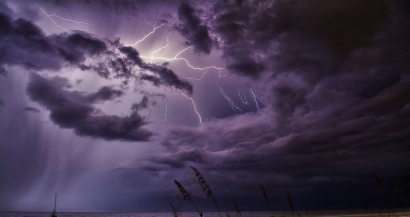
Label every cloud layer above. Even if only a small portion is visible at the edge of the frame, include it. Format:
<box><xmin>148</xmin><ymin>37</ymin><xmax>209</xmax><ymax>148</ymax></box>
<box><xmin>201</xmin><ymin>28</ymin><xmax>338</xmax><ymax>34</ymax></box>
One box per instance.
<box><xmin>0</xmin><ymin>4</ymin><xmax>193</xmax><ymax>142</ymax></box>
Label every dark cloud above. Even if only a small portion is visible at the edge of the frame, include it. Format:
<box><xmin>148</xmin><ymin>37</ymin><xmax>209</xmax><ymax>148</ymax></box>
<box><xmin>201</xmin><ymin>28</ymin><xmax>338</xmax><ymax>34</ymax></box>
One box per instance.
<box><xmin>0</xmin><ymin>66</ymin><xmax>7</xmax><ymax>77</ymax></box>
<box><xmin>139</xmin><ymin>73</ymin><xmax>161</xmax><ymax>86</ymax></box>
<box><xmin>86</xmin><ymin>86</ymin><xmax>124</xmax><ymax>102</ymax></box>
<box><xmin>38</xmin><ymin>0</ymin><xmax>141</xmax><ymax>14</ymax></box>
<box><xmin>146</xmin><ymin>79</ymin><xmax>410</xmax><ymax>209</ymax></box>
<box><xmin>142</xmin><ymin>64</ymin><xmax>193</xmax><ymax>94</ymax></box>
<box><xmin>24</xmin><ymin>107</ymin><xmax>40</xmax><ymax>113</ymax></box>
<box><xmin>0</xmin><ymin>14</ymin><xmax>107</xmax><ymax>70</ymax></box>
<box><xmin>175</xmin><ymin>1</ymin><xmax>214</xmax><ymax>55</ymax></box>
<box><xmin>0</xmin><ymin>10</ymin><xmax>192</xmax><ymax>93</ymax></box>
<box><xmin>0</xmin><ymin>8</ymin><xmax>194</xmax><ymax>143</ymax></box>
<box><xmin>119</xmin><ymin>46</ymin><xmax>193</xmax><ymax>93</ymax></box>
<box><xmin>132</xmin><ymin>0</ymin><xmax>410</xmax><ymax>210</ymax></box>
<box><xmin>131</xmin><ymin>96</ymin><xmax>149</xmax><ymax>112</ymax></box>
<box><xmin>27</xmin><ymin>73</ymin><xmax>152</xmax><ymax>142</ymax></box>
<box><xmin>184</xmin><ymin>0</ymin><xmax>388</xmax><ymax>78</ymax></box>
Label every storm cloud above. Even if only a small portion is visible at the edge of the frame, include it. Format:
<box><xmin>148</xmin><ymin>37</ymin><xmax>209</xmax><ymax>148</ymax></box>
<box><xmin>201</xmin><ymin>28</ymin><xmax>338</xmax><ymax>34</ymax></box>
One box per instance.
<box><xmin>175</xmin><ymin>1</ymin><xmax>214</xmax><ymax>55</ymax></box>
<box><xmin>26</xmin><ymin>73</ymin><xmax>152</xmax><ymax>142</ymax></box>
<box><xmin>1</xmin><ymin>0</ymin><xmax>410</xmax><ymax>212</ymax></box>
<box><xmin>133</xmin><ymin>0</ymin><xmax>410</xmax><ymax>210</ymax></box>
<box><xmin>0</xmin><ymin>5</ymin><xmax>194</xmax><ymax>142</ymax></box>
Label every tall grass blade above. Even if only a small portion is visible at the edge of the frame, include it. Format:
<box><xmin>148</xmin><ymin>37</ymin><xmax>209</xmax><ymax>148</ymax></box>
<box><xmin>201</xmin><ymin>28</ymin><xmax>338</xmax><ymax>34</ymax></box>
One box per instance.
<box><xmin>373</xmin><ymin>175</ymin><xmax>387</xmax><ymax>195</ymax></box>
<box><xmin>174</xmin><ymin>180</ymin><xmax>202</xmax><ymax>217</ymax></box>
<box><xmin>174</xmin><ymin>180</ymin><xmax>190</xmax><ymax>200</ymax></box>
<box><xmin>260</xmin><ymin>185</ymin><xmax>272</xmax><ymax>216</ymax></box>
<box><xmin>169</xmin><ymin>203</ymin><xmax>179</xmax><ymax>217</ymax></box>
<box><xmin>394</xmin><ymin>176</ymin><xmax>407</xmax><ymax>217</ymax></box>
<box><xmin>372</xmin><ymin>175</ymin><xmax>396</xmax><ymax>217</ymax></box>
<box><xmin>233</xmin><ymin>202</ymin><xmax>242</xmax><ymax>217</ymax></box>
<box><xmin>287</xmin><ymin>190</ymin><xmax>294</xmax><ymax>217</ymax></box>
<box><xmin>190</xmin><ymin>166</ymin><xmax>221</xmax><ymax>217</ymax></box>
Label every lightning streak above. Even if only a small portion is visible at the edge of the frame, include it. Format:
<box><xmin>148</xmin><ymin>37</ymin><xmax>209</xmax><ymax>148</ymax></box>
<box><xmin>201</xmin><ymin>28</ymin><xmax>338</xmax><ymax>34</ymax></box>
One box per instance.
<box><xmin>150</xmin><ymin>32</ymin><xmax>171</xmax><ymax>63</ymax></box>
<box><xmin>185</xmin><ymin>69</ymin><xmax>209</xmax><ymax>81</ymax></box>
<box><xmin>292</xmin><ymin>76</ymin><xmax>302</xmax><ymax>87</ymax></box>
<box><xmin>250</xmin><ymin>88</ymin><xmax>265</xmax><ymax>110</ymax></box>
<box><xmin>237</xmin><ymin>88</ymin><xmax>249</xmax><ymax>105</ymax></box>
<box><xmin>179</xmin><ymin>90</ymin><xmax>202</xmax><ymax>124</ymax></box>
<box><xmin>36</xmin><ymin>3</ymin><xmax>91</xmax><ymax>32</ymax></box>
<box><xmin>141</xmin><ymin>46</ymin><xmax>226</xmax><ymax>77</ymax></box>
<box><xmin>216</xmin><ymin>83</ymin><xmax>243</xmax><ymax>113</ymax></box>
<box><xmin>127</xmin><ymin>9</ymin><xmax>176</xmax><ymax>47</ymax></box>
<box><xmin>127</xmin><ymin>9</ymin><xmax>225</xmax><ymax>124</ymax></box>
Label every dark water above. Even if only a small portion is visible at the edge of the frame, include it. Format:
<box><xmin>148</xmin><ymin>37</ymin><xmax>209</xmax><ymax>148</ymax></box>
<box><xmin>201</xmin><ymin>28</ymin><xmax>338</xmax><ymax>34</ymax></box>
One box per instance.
<box><xmin>0</xmin><ymin>211</ymin><xmax>408</xmax><ymax>217</ymax></box>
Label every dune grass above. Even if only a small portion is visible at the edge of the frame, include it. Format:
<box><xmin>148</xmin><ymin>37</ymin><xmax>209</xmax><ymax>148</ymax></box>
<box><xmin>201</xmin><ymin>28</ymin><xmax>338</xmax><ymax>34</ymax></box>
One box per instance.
<box><xmin>169</xmin><ymin>170</ymin><xmax>407</xmax><ymax>217</ymax></box>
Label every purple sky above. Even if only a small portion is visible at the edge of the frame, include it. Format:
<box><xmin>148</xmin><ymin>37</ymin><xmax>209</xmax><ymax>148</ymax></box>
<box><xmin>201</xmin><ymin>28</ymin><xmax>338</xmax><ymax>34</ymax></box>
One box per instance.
<box><xmin>0</xmin><ymin>0</ymin><xmax>410</xmax><ymax>213</ymax></box>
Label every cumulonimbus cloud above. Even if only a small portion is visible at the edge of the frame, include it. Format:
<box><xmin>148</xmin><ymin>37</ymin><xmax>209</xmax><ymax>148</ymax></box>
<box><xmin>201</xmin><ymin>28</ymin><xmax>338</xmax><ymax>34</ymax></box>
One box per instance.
<box><xmin>0</xmin><ymin>6</ymin><xmax>195</xmax><ymax>142</ymax></box>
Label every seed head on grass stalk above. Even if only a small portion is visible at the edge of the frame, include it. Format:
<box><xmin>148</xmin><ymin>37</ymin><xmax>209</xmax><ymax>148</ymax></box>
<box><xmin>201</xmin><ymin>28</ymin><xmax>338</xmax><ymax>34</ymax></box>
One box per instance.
<box><xmin>393</xmin><ymin>175</ymin><xmax>407</xmax><ymax>217</ymax></box>
<box><xmin>190</xmin><ymin>166</ymin><xmax>221</xmax><ymax>217</ymax></box>
<box><xmin>372</xmin><ymin>175</ymin><xmax>396</xmax><ymax>216</ymax></box>
<box><xmin>373</xmin><ymin>175</ymin><xmax>387</xmax><ymax>195</ymax></box>
<box><xmin>233</xmin><ymin>202</ymin><xmax>242</xmax><ymax>217</ymax></box>
<box><xmin>287</xmin><ymin>190</ymin><xmax>294</xmax><ymax>217</ymax></box>
<box><xmin>394</xmin><ymin>175</ymin><xmax>405</xmax><ymax>195</ymax></box>
<box><xmin>260</xmin><ymin>185</ymin><xmax>272</xmax><ymax>216</ymax></box>
<box><xmin>260</xmin><ymin>185</ymin><xmax>269</xmax><ymax>202</ymax></box>
<box><xmin>169</xmin><ymin>203</ymin><xmax>179</xmax><ymax>217</ymax></box>
<box><xmin>174</xmin><ymin>180</ymin><xmax>190</xmax><ymax>200</ymax></box>
<box><xmin>174</xmin><ymin>180</ymin><xmax>203</xmax><ymax>217</ymax></box>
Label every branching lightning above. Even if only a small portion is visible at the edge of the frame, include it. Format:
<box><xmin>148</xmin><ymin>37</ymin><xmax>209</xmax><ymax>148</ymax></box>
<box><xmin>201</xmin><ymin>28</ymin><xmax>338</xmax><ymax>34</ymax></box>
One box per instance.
<box><xmin>36</xmin><ymin>3</ymin><xmax>91</xmax><ymax>32</ymax></box>
<box><xmin>237</xmin><ymin>88</ymin><xmax>249</xmax><ymax>105</ymax></box>
<box><xmin>185</xmin><ymin>69</ymin><xmax>209</xmax><ymax>81</ymax></box>
<box><xmin>141</xmin><ymin>46</ymin><xmax>225</xmax><ymax>72</ymax></box>
<box><xmin>250</xmin><ymin>88</ymin><xmax>265</xmax><ymax>110</ymax></box>
<box><xmin>149</xmin><ymin>32</ymin><xmax>171</xmax><ymax>63</ymax></box>
<box><xmin>127</xmin><ymin>9</ymin><xmax>176</xmax><ymax>47</ymax></box>
<box><xmin>216</xmin><ymin>83</ymin><xmax>243</xmax><ymax>113</ymax></box>
<box><xmin>179</xmin><ymin>90</ymin><xmax>203</xmax><ymax>124</ymax></box>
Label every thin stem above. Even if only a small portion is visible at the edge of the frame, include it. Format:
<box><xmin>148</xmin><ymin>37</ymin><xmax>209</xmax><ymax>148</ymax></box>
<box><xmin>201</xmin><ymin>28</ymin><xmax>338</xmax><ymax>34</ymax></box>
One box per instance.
<box><xmin>212</xmin><ymin>195</ymin><xmax>222</xmax><ymax>217</ymax></box>
<box><xmin>190</xmin><ymin>198</ymin><xmax>202</xmax><ymax>217</ymax></box>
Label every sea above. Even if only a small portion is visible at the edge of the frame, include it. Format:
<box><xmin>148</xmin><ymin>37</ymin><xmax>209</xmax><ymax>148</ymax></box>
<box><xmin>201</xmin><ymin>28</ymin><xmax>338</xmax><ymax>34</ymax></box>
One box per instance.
<box><xmin>0</xmin><ymin>210</ymin><xmax>408</xmax><ymax>217</ymax></box>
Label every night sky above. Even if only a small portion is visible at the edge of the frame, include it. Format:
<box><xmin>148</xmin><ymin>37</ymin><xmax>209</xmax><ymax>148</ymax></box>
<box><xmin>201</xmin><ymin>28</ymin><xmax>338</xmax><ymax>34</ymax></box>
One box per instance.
<box><xmin>0</xmin><ymin>0</ymin><xmax>410</xmax><ymax>213</ymax></box>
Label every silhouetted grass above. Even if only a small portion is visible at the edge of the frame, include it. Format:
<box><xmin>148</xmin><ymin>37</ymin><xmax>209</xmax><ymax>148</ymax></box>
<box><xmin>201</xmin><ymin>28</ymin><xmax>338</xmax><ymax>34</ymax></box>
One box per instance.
<box><xmin>169</xmin><ymin>202</ymin><xmax>179</xmax><ymax>217</ymax></box>
<box><xmin>260</xmin><ymin>185</ymin><xmax>272</xmax><ymax>216</ymax></box>
<box><xmin>394</xmin><ymin>176</ymin><xmax>407</xmax><ymax>217</ymax></box>
<box><xmin>168</xmin><ymin>170</ymin><xmax>408</xmax><ymax>217</ymax></box>
<box><xmin>190</xmin><ymin>166</ymin><xmax>222</xmax><ymax>217</ymax></box>
<box><xmin>233</xmin><ymin>202</ymin><xmax>242</xmax><ymax>217</ymax></box>
<box><xmin>174</xmin><ymin>180</ymin><xmax>202</xmax><ymax>217</ymax></box>
<box><xmin>287</xmin><ymin>190</ymin><xmax>294</xmax><ymax>217</ymax></box>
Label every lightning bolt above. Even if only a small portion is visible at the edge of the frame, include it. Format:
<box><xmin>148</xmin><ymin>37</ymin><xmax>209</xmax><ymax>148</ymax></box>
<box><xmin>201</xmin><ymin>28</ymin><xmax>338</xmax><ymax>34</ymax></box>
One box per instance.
<box><xmin>179</xmin><ymin>90</ymin><xmax>202</xmax><ymax>124</ymax></box>
<box><xmin>36</xmin><ymin>3</ymin><xmax>91</xmax><ymax>32</ymax></box>
<box><xmin>150</xmin><ymin>32</ymin><xmax>171</xmax><ymax>63</ymax></box>
<box><xmin>237</xmin><ymin>88</ymin><xmax>249</xmax><ymax>105</ymax></box>
<box><xmin>126</xmin><ymin>8</ymin><xmax>229</xmax><ymax>124</ymax></box>
<box><xmin>250</xmin><ymin>88</ymin><xmax>265</xmax><ymax>110</ymax></box>
<box><xmin>185</xmin><ymin>69</ymin><xmax>209</xmax><ymax>81</ymax></box>
<box><xmin>127</xmin><ymin>9</ymin><xmax>176</xmax><ymax>47</ymax></box>
<box><xmin>292</xmin><ymin>76</ymin><xmax>302</xmax><ymax>87</ymax></box>
<box><xmin>141</xmin><ymin>46</ymin><xmax>224</xmax><ymax>70</ymax></box>
<box><xmin>148</xmin><ymin>87</ymin><xmax>168</xmax><ymax>123</ymax></box>
<box><xmin>216</xmin><ymin>83</ymin><xmax>243</xmax><ymax>113</ymax></box>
